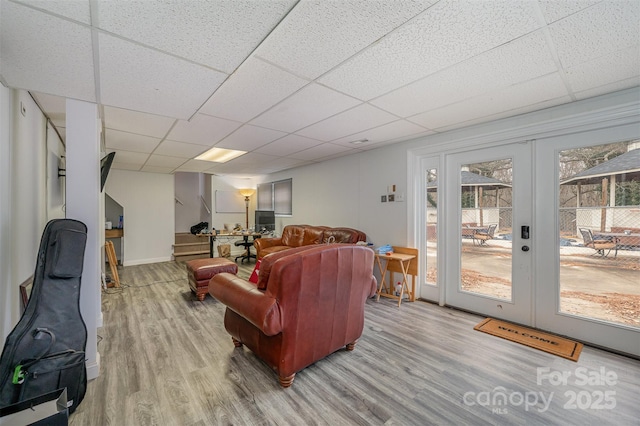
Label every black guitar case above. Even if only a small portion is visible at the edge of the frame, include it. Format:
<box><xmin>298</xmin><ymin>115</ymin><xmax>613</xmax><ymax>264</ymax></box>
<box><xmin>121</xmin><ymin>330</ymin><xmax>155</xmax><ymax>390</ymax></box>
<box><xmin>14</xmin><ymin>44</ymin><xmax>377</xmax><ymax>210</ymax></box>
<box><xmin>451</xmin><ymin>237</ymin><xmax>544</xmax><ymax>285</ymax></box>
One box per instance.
<box><xmin>0</xmin><ymin>219</ymin><xmax>88</xmax><ymax>414</ymax></box>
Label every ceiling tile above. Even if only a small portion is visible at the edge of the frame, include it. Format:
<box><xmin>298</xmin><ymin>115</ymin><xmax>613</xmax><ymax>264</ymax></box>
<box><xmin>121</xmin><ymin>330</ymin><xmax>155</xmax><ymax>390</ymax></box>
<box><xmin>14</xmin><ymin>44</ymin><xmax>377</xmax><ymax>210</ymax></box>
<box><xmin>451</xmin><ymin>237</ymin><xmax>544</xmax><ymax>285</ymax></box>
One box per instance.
<box><xmin>176</xmin><ymin>159</ymin><xmax>225</xmax><ymax>173</ymax></box>
<box><xmin>409</xmin><ymin>73</ymin><xmax>570</xmax><ymax>130</ymax></box>
<box><xmin>216</xmin><ymin>125</ymin><xmax>288</xmax><ymax>152</ymax></box>
<box><xmin>103</xmin><ymin>106</ymin><xmax>175</xmax><ymax>138</ymax></box>
<box><xmin>111</xmin><ymin>163</ymin><xmax>143</xmax><ymax>172</ymax></box>
<box><xmin>14</xmin><ymin>0</ymin><xmax>91</xmax><ymax>24</ymax></box>
<box><xmin>289</xmin><ymin>143</ymin><xmax>354</xmax><ymax>161</ymax></box>
<box><xmin>110</xmin><ymin>150</ymin><xmax>149</xmax><ymax>167</ymax></box>
<box><xmin>0</xmin><ymin>1</ymin><xmax>95</xmax><ymax>101</ymax></box>
<box><xmin>144</xmin><ymin>154</ymin><xmax>186</xmax><ymax>168</ymax></box>
<box><xmin>537</xmin><ymin>0</ymin><xmax>601</xmax><ymax>24</ymax></box>
<box><xmin>255</xmin><ymin>134</ymin><xmax>323</xmax><ymax>156</ymax></box>
<box><xmin>548</xmin><ymin>1</ymin><xmax>640</xmax><ymax>69</ymax></box>
<box><xmin>564</xmin><ymin>45</ymin><xmax>640</xmax><ymax>93</ymax></box>
<box><xmin>96</xmin><ymin>0</ymin><xmax>296</xmax><ymax>73</ymax></box>
<box><xmin>166</xmin><ymin>113</ymin><xmax>242</xmax><ymax>146</ymax></box>
<box><xmin>199</xmin><ymin>57</ymin><xmax>308</xmax><ymax>122</ymax></box>
<box><xmin>255</xmin><ymin>0</ymin><xmax>437</xmax><ymax>79</ymax></box>
<box><xmin>371</xmin><ymin>30</ymin><xmax>557</xmax><ymax>117</ymax></box>
<box><xmin>295</xmin><ymin>104</ymin><xmax>398</xmax><ymax>142</ymax></box>
<box><xmin>98</xmin><ymin>33</ymin><xmax>227</xmax><ymax>120</ymax></box>
<box><xmin>153</xmin><ymin>140</ymin><xmax>208</xmax><ymax>159</ymax></box>
<box><xmin>318</xmin><ymin>0</ymin><xmax>543</xmax><ymax>100</ymax></box>
<box><xmin>32</xmin><ymin>92</ymin><xmax>67</xmax><ymax>125</ymax></box>
<box><xmin>249</xmin><ymin>83</ymin><xmax>361</xmax><ymax>132</ymax></box>
<box><xmin>104</xmin><ymin>129</ymin><xmax>161</xmax><ymax>153</ymax></box>
<box><xmin>574</xmin><ymin>77</ymin><xmax>640</xmax><ymax>101</ymax></box>
<box><xmin>140</xmin><ymin>165</ymin><xmax>176</xmax><ymax>174</ymax></box>
<box><xmin>412</xmin><ymin>74</ymin><xmax>567</xmax><ymax>130</ymax></box>
<box><xmin>330</xmin><ymin>120</ymin><xmax>431</xmax><ymax>147</ymax></box>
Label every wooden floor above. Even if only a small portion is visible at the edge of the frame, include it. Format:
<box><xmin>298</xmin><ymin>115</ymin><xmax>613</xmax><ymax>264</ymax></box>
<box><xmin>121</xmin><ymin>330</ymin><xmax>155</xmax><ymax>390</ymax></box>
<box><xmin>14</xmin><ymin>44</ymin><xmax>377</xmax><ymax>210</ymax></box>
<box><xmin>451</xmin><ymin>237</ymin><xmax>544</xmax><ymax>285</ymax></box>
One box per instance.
<box><xmin>70</xmin><ymin>261</ymin><xmax>640</xmax><ymax>425</ymax></box>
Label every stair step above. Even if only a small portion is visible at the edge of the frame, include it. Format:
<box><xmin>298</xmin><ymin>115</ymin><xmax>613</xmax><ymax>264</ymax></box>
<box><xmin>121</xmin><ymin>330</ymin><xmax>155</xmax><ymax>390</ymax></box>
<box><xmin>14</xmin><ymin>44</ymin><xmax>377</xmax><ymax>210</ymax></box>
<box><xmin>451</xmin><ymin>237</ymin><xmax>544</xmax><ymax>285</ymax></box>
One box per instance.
<box><xmin>173</xmin><ymin>252</ymin><xmax>210</xmax><ymax>262</ymax></box>
<box><xmin>175</xmin><ymin>232</ymin><xmax>208</xmax><ymax>244</ymax></box>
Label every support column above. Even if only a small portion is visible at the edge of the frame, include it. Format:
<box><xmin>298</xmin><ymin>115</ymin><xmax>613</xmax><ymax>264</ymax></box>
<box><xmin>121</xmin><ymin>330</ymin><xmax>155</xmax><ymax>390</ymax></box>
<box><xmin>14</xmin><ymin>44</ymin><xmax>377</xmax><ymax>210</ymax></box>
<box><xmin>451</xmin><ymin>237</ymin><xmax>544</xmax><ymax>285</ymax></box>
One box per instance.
<box><xmin>65</xmin><ymin>99</ymin><xmax>101</xmax><ymax>380</ymax></box>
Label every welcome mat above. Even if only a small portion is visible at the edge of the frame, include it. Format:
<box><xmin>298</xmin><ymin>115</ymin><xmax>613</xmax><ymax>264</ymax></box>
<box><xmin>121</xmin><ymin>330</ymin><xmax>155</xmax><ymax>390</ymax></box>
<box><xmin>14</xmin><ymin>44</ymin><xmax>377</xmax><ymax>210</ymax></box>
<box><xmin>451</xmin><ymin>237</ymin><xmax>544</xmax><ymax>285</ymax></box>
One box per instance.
<box><xmin>474</xmin><ymin>318</ymin><xmax>583</xmax><ymax>362</ymax></box>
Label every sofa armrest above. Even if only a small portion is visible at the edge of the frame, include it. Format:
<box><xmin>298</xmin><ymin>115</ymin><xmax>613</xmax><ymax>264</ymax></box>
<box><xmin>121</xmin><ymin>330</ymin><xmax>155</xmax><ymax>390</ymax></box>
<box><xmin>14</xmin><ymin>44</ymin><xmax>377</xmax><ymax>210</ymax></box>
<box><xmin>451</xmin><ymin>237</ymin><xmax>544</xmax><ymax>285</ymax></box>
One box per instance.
<box><xmin>254</xmin><ymin>237</ymin><xmax>283</xmax><ymax>254</ymax></box>
<box><xmin>209</xmin><ymin>273</ymin><xmax>282</xmax><ymax>336</ymax></box>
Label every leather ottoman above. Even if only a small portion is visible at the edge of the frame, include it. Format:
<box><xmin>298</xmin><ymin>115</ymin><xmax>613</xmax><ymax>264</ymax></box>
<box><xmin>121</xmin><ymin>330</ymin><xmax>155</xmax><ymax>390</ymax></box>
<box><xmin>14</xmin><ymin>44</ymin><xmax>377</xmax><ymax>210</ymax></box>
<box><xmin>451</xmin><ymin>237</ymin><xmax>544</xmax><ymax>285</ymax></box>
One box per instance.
<box><xmin>186</xmin><ymin>258</ymin><xmax>238</xmax><ymax>301</ymax></box>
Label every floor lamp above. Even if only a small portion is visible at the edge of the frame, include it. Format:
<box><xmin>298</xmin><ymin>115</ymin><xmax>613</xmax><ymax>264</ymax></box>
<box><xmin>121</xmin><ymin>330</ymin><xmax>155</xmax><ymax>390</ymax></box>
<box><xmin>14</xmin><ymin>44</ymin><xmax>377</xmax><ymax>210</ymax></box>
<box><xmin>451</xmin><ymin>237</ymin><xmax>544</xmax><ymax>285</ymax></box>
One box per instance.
<box><xmin>239</xmin><ymin>188</ymin><xmax>255</xmax><ymax>230</ymax></box>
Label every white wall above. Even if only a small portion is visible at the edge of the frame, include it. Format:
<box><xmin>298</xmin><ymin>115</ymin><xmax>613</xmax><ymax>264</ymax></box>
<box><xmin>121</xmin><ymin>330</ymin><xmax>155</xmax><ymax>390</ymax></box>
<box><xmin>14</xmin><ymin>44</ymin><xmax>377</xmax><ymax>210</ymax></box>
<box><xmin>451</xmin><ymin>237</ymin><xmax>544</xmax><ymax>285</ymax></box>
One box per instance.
<box><xmin>46</xmin><ymin>122</ymin><xmax>65</xmax><ymax>221</ymax></box>
<box><xmin>105</xmin><ymin>169</ymin><xmax>174</xmax><ymax>266</ymax></box>
<box><xmin>0</xmin><ymin>89</ymin><xmax>48</xmax><ymax>345</ymax></box>
<box><xmin>0</xmin><ymin>85</ymin><xmax>14</xmax><ymax>341</ymax></box>
<box><xmin>174</xmin><ymin>172</ymin><xmax>201</xmax><ymax>233</ymax></box>
<box><xmin>260</xmin><ymin>145</ymin><xmax>409</xmax><ymax>247</ymax></box>
<box><xmin>210</xmin><ymin>175</ymin><xmax>255</xmax><ymax>231</ymax></box>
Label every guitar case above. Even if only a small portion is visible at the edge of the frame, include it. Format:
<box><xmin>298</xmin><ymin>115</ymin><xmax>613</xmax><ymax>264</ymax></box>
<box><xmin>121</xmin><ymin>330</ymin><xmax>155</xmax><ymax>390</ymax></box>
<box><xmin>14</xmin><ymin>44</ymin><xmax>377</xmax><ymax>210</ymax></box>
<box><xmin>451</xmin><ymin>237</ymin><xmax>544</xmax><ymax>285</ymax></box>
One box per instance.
<box><xmin>0</xmin><ymin>219</ymin><xmax>88</xmax><ymax>414</ymax></box>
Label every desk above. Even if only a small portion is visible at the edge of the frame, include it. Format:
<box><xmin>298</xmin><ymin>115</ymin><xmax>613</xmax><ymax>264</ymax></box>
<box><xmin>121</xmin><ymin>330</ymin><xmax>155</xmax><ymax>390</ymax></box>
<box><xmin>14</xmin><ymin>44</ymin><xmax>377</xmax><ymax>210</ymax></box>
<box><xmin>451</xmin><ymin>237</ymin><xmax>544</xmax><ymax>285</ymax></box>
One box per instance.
<box><xmin>374</xmin><ymin>247</ymin><xmax>417</xmax><ymax>307</ymax></box>
<box><xmin>198</xmin><ymin>232</ymin><xmax>262</xmax><ymax>258</ymax></box>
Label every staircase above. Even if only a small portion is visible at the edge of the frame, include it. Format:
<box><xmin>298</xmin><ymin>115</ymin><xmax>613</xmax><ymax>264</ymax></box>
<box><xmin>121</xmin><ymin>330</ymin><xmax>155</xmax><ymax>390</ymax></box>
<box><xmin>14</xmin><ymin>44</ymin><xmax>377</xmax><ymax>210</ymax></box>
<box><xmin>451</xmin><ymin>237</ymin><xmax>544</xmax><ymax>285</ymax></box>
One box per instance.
<box><xmin>173</xmin><ymin>233</ymin><xmax>210</xmax><ymax>262</ymax></box>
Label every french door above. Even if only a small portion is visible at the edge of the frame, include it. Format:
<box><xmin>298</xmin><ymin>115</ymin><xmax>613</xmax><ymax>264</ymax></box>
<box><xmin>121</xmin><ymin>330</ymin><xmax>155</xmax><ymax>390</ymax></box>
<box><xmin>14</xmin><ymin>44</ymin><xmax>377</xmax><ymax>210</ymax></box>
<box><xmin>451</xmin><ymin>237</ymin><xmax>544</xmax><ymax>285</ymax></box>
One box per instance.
<box><xmin>434</xmin><ymin>127</ymin><xmax>639</xmax><ymax>356</ymax></box>
<box><xmin>444</xmin><ymin>143</ymin><xmax>533</xmax><ymax>325</ymax></box>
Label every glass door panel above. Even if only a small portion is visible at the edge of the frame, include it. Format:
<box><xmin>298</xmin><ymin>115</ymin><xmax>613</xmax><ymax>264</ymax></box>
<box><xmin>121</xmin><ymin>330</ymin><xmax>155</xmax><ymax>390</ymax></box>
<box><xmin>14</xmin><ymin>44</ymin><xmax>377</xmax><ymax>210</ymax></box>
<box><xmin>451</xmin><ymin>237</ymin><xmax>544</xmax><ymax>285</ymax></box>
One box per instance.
<box><xmin>558</xmin><ymin>141</ymin><xmax>640</xmax><ymax>328</ymax></box>
<box><xmin>460</xmin><ymin>159</ymin><xmax>513</xmax><ymax>301</ymax></box>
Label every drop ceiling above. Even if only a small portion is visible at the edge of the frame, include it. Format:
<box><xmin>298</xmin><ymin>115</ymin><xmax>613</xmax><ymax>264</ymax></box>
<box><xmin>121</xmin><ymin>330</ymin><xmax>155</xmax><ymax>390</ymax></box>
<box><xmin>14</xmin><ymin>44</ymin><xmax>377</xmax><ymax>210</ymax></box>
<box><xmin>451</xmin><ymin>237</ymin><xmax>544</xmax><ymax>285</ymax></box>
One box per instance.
<box><xmin>1</xmin><ymin>0</ymin><xmax>638</xmax><ymax>177</ymax></box>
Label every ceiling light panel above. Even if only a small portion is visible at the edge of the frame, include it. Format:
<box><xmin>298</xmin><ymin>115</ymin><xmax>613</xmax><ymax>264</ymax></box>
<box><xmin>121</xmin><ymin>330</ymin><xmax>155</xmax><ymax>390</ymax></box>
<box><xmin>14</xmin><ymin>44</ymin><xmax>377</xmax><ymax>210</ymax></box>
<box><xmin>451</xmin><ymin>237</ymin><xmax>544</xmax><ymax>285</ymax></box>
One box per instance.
<box><xmin>254</xmin><ymin>0</ymin><xmax>438</xmax><ymax>79</ymax></box>
<box><xmin>0</xmin><ymin>2</ymin><xmax>95</xmax><ymax>101</ymax></box>
<box><xmin>296</xmin><ymin>104</ymin><xmax>397</xmax><ymax>142</ymax></box>
<box><xmin>95</xmin><ymin>0</ymin><xmax>296</xmax><ymax>73</ymax></box>
<box><xmin>200</xmin><ymin>57</ymin><xmax>308</xmax><ymax>122</ymax></box>
<box><xmin>255</xmin><ymin>134</ymin><xmax>323</xmax><ymax>156</ymax></box>
<box><xmin>249</xmin><ymin>83</ymin><xmax>361</xmax><ymax>132</ymax></box>
<box><xmin>166</xmin><ymin>113</ymin><xmax>241</xmax><ymax>146</ymax></box>
<box><xmin>153</xmin><ymin>140</ymin><xmax>209</xmax><ymax>159</ymax></box>
<box><xmin>104</xmin><ymin>106</ymin><xmax>175</xmax><ymax>138</ymax></box>
<box><xmin>104</xmin><ymin>129</ymin><xmax>161</xmax><ymax>153</ymax></box>
<box><xmin>318</xmin><ymin>0</ymin><xmax>543</xmax><ymax>101</ymax></box>
<box><xmin>372</xmin><ymin>30</ymin><xmax>557</xmax><ymax>118</ymax></box>
<box><xmin>14</xmin><ymin>0</ymin><xmax>91</xmax><ymax>24</ymax></box>
<box><xmin>98</xmin><ymin>34</ymin><xmax>227</xmax><ymax>120</ymax></box>
<box><xmin>195</xmin><ymin>147</ymin><xmax>246</xmax><ymax>163</ymax></box>
<box><xmin>547</xmin><ymin>1</ymin><xmax>640</xmax><ymax>69</ymax></box>
<box><xmin>216</xmin><ymin>125</ymin><xmax>287</xmax><ymax>152</ymax></box>
<box><xmin>409</xmin><ymin>73</ymin><xmax>570</xmax><ymax>130</ymax></box>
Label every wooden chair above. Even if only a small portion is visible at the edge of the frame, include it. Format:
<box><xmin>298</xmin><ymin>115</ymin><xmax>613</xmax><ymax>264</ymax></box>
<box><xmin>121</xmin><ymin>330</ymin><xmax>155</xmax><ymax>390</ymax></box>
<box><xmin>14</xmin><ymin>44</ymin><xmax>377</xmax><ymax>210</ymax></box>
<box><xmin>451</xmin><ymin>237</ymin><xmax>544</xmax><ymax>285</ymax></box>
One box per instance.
<box><xmin>579</xmin><ymin>228</ymin><xmax>618</xmax><ymax>258</ymax></box>
<box><xmin>473</xmin><ymin>224</ymin><xmax>497</xmax><ymax>246</ymax></box>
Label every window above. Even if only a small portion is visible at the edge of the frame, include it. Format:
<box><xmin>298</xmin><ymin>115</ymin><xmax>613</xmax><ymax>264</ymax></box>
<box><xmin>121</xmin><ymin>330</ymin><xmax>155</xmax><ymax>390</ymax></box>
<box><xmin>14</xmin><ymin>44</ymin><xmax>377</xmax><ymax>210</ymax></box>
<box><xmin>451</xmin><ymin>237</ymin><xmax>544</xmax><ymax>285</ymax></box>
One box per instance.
<box><xmin>257</xmin><ymin>178</ymin><xmax>292</xmax><ymax>215</ymax></box>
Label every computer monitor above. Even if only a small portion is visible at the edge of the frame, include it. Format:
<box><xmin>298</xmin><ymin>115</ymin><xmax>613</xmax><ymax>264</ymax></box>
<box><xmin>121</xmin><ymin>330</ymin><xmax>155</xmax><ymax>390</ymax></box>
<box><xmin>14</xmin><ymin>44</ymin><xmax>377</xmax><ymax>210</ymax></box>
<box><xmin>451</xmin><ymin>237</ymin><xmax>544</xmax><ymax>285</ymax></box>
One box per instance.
<box><xmin>255</xmin><ymin>210</ymin><xmax>275</xmax><ymax>232</ymax></box>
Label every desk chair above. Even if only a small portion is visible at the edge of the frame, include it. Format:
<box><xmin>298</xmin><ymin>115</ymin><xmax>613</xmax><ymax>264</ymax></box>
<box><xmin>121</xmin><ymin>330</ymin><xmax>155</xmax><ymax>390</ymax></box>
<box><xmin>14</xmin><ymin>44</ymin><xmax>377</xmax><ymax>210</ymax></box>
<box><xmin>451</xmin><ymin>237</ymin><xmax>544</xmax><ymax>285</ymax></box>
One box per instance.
<box><xmin>235</xmin><ymin>236</ymin><xmax>257</xmax><ymax>263</ymax></box>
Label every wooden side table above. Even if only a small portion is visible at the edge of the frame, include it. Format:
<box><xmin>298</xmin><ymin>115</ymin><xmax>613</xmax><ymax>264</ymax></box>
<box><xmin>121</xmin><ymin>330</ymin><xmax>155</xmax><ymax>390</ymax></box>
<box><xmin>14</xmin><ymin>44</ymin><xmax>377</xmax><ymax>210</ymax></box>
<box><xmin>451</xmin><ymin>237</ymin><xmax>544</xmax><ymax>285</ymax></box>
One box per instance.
<box><xmin>374</xmin><ymin>246</ymin><xmax>418</xmax><ymax>307</ymax></box>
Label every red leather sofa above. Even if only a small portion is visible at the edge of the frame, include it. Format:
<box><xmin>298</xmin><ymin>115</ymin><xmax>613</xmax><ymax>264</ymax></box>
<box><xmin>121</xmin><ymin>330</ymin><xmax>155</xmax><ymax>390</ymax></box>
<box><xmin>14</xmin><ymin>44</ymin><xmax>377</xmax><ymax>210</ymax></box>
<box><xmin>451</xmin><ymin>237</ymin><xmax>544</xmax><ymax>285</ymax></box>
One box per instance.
<box><xmin>209</xmin><ymin>244</ymin><xmax>377</xmax><ymax>387</ymax></box>
<box><xmin>253</xmin><ymin>224</ymin><xmax>366</xmax><ymax>259</ymax></box>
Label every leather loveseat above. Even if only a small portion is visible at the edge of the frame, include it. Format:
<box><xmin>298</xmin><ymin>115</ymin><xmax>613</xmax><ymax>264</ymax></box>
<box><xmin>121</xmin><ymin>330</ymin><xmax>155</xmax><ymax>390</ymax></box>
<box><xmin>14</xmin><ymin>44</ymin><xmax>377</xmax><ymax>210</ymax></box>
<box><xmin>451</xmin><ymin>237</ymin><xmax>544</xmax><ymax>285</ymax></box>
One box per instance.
<box><xmin>209</xmin><ymin>244</ymin><xmax>377</xmax><ymax>387</ymax></box>
<box><xmin>253</xmin><ymin>224</ymin><xmax>366</xmax><ymax>259</ymax></box>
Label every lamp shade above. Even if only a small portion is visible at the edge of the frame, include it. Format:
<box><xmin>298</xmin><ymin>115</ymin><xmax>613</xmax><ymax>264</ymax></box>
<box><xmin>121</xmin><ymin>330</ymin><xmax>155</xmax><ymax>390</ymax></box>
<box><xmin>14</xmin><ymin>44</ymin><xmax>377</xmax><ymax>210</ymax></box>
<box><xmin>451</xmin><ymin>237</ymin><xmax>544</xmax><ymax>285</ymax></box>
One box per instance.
<box><xmin>239</xmin><ymin>188</ymin><xmax>255</xmax><ymax>197</ymax></box>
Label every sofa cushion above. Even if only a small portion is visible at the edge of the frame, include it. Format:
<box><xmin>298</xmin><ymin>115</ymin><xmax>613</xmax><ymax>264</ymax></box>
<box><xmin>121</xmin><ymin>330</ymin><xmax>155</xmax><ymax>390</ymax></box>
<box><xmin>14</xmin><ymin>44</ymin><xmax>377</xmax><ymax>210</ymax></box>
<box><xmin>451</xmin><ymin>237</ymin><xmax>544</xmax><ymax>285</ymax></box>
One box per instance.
<box><xmin>322</xmin><ymin>227</ymin><xmax>365</xmax><ymax>243</ymax></box>
<box><xmin>257</xmin><ymin>245</ymin><xmax>319</xmax><ymax>290</ymax></box>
